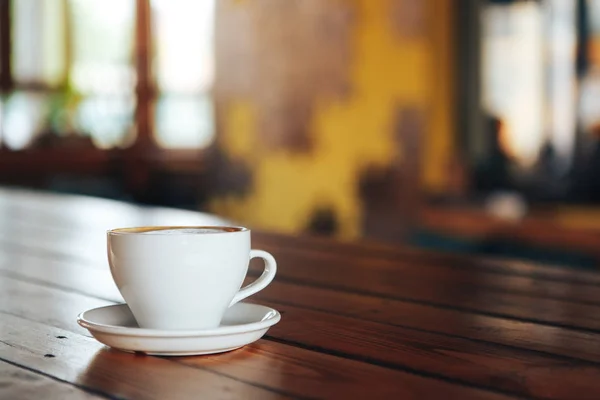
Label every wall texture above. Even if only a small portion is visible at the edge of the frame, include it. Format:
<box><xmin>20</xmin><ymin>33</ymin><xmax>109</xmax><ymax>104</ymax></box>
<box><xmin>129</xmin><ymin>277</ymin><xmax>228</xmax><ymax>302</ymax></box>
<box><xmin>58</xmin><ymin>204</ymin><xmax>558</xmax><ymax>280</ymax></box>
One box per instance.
<box><xmin>209</xmin><ymin>0</ymin><xmax>454</xmax><ymax>240</ymax></box>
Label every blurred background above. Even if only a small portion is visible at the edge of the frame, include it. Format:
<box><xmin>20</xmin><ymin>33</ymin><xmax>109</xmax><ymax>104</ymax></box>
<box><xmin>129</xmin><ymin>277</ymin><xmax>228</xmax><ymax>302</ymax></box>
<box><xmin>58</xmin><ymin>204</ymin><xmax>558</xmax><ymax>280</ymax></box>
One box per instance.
<box><xmin>2</xmin><ymin>0</ymin><xmax>600</xmax><ymax>267</ymax></box>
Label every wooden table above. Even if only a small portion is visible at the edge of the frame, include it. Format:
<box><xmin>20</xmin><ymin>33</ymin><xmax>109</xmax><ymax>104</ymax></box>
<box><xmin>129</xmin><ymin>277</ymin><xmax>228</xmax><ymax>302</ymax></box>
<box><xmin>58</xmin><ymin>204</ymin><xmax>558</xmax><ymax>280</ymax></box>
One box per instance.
<box><xmin>2</xmin><ymin>188</ymin><xmax>600</xmax><ymax>399</ymax></box>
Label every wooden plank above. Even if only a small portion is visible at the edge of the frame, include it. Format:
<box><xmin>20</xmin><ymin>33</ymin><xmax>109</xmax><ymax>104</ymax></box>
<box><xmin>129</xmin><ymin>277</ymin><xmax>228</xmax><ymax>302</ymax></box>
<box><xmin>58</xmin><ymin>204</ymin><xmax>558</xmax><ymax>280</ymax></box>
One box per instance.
<box><xmin>4</xmin><ymin>249</ymin><xmax>600</xmax><ymax>366</ymax></box>
<box><xmin>1</xmin><ymin>195</ymin><xmax>599</xmax><ymax>308</ymax></box>
<box><xmin>5</xmin><ymin>188</ymin><xmax>595</xmax><ymax>394</ymax></box>
<box><xmin>0</xmin><ymin>314</ymin><xmax>286</xmax><ymax>400</ymax></box>
<box><xmin>246</xmin><ymin>251</ymin><xmax>600</xmax><ymax>332</ymax></box>
<box><xmin>2</xmin><ymin>274</ymin><xmax>599</xmax><ymax>399</ymax></box>
<box><xmin>0</xmin><ymin>285</ymin><xmax>510</xmax><ymax>400</ymax></box>
<box><xmin>3</xmin><ymin>221</ymin><xmax>600</xmax><ymax>309</ymax></box>
<box><xmin>180</xmin><ymin>339</ymin><xmax>513</xmax><ymax>400</ymax></box>
<box><xmin>255</xmin><ymin>231</ymin><xmax>600</xmax><ymax>285</ymax></box>
<box><xmin>0</xmin><ymin>276</ymin><xmax>112</xmax><ymax>336</ymax></box>
<box><xmin>254</xmin><ymin>245</ymin><xmax>600</xmax><ymax>305</ymax></box>
<box><xmin>263</xmin><ymin>301</ymin><xmax>600</xmax><ymax>400</ymax></box>
<box><xmin>257</xmin><ymin>280</ymin><xmax>600</xmax><ymax>364</ymax></box>
<box><xmin>5</xmin><ymin>221</ymin><xmax>600</xmax><ymax>333</ymax></box>
<box><xmin>3</xmin><ymin>191</ymin><xmax>600</xmax><ymax>303</ymax></box>
<box><xmin>0</xmin><ymin>360</ymin><xmax>105</xmax><ymax>400</ymax></box>
<box><xmin>3</xmin><ymin>188</ymin><xmax>600</xmax><ymax>288</ymax></box>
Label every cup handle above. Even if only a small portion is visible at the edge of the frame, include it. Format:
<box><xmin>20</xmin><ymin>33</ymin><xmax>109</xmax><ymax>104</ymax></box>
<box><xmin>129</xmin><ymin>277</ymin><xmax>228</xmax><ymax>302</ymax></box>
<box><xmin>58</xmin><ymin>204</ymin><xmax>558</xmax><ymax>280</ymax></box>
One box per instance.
<box><xmin>229</xmin><ymin>249</ymin><xmax>277</xmax><ymax>307</ymax></box>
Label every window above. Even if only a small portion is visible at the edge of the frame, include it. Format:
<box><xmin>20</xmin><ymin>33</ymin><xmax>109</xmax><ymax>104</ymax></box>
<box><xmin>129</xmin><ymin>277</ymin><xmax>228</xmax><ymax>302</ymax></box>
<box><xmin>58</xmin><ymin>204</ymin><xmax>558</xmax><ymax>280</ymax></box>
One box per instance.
<box><xmin>481</xmin><ymin>0</ymin><xmax>547</xmax><ymax>167</ymax></box>
<box><xmin>0</xmin><ymin>0</ymin><xmax>215</xmax><ymax>151</ymax></box>
<box><xmin>69</xmin><ymin>0</ymin><xmax>136</xmax><ymax>148</ymax></box>
<box><xmin>151</xmin><ymin>0</ymin><xmax>215</xmax><ymax>148</ymax></box>
<box><xmin>480</xmin><ymin>0</ymin><xmax>586</xmax><ymax>176</ymax></box>
<box><xmin>11</xmin><ymin>0</ymin><xmax>66</xmax><ymax>87</ymax></box>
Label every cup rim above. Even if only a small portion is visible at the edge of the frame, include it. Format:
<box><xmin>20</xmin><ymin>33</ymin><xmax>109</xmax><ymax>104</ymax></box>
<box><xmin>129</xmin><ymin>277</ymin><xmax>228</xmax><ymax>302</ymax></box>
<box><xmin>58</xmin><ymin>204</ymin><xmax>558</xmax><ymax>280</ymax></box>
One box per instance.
<box><xmin>107</xmin><ymin>226</ymin><xmax>250</xmax><ymax>236</ymax></box>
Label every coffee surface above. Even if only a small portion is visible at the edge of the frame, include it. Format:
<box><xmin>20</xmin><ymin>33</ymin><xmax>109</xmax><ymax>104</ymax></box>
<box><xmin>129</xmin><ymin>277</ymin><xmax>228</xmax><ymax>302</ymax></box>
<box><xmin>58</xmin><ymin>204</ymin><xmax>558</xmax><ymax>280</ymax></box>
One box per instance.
<box><xmin>113</xmin><ymin>227</ymin><xmax>242</xmax><ymax>235</ymax></box>
<box><xmin>141</xmin><ymin>228</ymin><xmax>230</xmax><ymax>235</ymax></box>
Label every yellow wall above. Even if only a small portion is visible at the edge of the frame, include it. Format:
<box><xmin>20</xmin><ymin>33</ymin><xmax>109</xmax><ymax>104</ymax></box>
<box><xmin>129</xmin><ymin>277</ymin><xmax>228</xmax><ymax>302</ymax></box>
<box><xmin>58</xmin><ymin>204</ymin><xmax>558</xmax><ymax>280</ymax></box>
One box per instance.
<box><xmin>211</xmin><ymin>0</ymin><xmax>455</xmax><ymax>239</ymax></box>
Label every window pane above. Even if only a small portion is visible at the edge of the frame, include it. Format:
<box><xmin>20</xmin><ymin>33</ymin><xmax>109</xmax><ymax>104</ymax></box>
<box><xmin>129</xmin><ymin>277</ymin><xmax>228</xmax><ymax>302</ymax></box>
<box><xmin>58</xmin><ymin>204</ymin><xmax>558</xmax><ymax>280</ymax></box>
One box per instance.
<box><xmin>154</xmin><ymin>95</ymin><xmax>214</xmax><ymax>148</ymax></box>
<box><xmin>68</xmin><ymin>0</ymin><xmax>136</xmax><ymax>95</ymax></box>
<box><xmin>481</xmin><ymin>1</ymin><xmax>545</xmax><ymax>166</ymax></box>
<box><xmin>546</xmin><ymin>0</ymin><xmax>577</xmax><ymax>164</ymax></box>
<box><xmin>2</xmin><ymin>92</ymin><xmax>50</xmax><ymax>150</ymax></box>
<box><xmin>151</xmin><ymin>0</ymin><xmax>215</xmax><ymax>148</ymax></box>
<box><xmin>152</xmin><ymin>0</ymin><xmax>215</xmax><ymax>93</ymax></box>
<box><xmin>0</xmin><ymin>90</ymin><xmax>100</xmax><ymax>150</ymax></box>
<box><xmin>11</xmin><ymin>0</ymin><xmax>66</xmax><ymax>86</ymax></box>
<box><xmin>68</xmin><ymin>0</ymin><xmax>136</xmax><ymax>147</ymax></box>
<box><xmin>76</xmin><ymin>95</ymin><xmax>136</xmax><ymax>149</ymax></box>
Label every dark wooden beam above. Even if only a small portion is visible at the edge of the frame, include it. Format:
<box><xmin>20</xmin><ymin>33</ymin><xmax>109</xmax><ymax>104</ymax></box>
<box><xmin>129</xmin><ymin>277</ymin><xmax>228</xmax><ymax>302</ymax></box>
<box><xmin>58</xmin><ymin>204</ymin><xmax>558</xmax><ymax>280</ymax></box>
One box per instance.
<box><xmin>0</xmin><ymin>0</ymin><xmax>12</xmax><ymax>92</ymax></box>
<box><xmin>134</xmin><ymin>0</ymin><xmax>153</xmax><ymax>147</ymax></box>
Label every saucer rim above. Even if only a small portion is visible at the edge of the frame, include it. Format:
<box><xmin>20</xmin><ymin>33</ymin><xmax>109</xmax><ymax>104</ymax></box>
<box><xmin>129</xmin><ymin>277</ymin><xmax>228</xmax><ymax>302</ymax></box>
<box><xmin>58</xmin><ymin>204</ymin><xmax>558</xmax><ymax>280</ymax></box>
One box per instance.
<box><xmin>77</xmin><ymin>302</ymin><xmax>281</xmax><ymax>338</ymax></box>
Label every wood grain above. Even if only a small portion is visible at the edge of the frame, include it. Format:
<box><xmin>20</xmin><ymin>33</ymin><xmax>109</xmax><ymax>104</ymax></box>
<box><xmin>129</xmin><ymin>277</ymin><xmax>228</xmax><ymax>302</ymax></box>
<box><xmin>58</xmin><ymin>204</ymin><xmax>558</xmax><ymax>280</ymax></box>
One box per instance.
<box><xmin>3</xmin><ymin>188</ymin><xmax>600</xmax><ymax>286</ymax></box>
<box><xmin>179</xmin><ymin>340</ymin><xmax>512</xmax><ymax>400</ymax></box>
<box><xmin>2</xmin><ymin>217</ymin><xmax>600</xmax><ymax>311</ymax></box>
<box><xmin>3</xmin><ymin>253</ymin><xmax>600</xmax><ymax>366</ymax></box>
<box><xmin>0</xmin><ymin>314</ymin><xmax>287</xmax><ymax>400</ymax></box>
<box><xmin>254</xmin><ymin>231</ymin><xmax>600</xmax><ymax>285</ymax></box>
<box><xmin>5</xmin><ymin>208</ymin><xmax>600</xmax><ymax>335</ymax></box>
<box><xmin>4</xmin><ymin>188</ymin><xmax>600</xmax><ymax>399</ymax></box>
<box><xmin>262</xmin><ymin>302</ymin><xmax>600</xmax><ymax>400</ymax></box>
<box><xmin>247</xmin><ymin>250</ymin><xmax>600</xmax><ymax>332</ymax></box>
<box><xmin>0</xmin><ymin>272</ymin><xmax>597</xmax><ymax>399</ymax></box>
<box><xmin>2</xmin><ymin>186</ymin><xmax>600</xmax><ymax>286</ymax></box>
<box><xmin>254</xmin><ymin>244</ymin><xmax>600</xmax><ymax>304</ymax></box>
<box><xmin>0</xmin><ymin>280</ymin><xmax>509</xmax><ymax>400</ymax></box>
<box><xmin>0</xmin><ymin>360</ymin><xmax>104</xmax><ymax>400</ymax></box>
<box><xmin>2</xmin><ymin>201</ymin><xmax>600</xmax><ymax>311</ymax></box>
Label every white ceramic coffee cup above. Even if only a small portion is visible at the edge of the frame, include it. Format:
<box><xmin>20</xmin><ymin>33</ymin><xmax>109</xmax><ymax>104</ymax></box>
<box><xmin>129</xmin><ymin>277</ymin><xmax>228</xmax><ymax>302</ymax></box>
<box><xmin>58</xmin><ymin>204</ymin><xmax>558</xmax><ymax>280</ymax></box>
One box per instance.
<box><xmin>107</xmin><ymin>226</ymin><xmax>276</xmax><ymax>330</ymax></box>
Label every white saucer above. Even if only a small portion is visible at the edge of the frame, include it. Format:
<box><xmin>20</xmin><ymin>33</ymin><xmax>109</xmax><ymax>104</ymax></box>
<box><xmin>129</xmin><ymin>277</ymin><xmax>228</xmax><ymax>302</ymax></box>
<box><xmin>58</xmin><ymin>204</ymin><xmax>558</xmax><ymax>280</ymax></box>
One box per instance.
<box><xmin>77</xmin><ymin>302</ymin><xmax>281</xmax><ymax>356</ymax></box>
